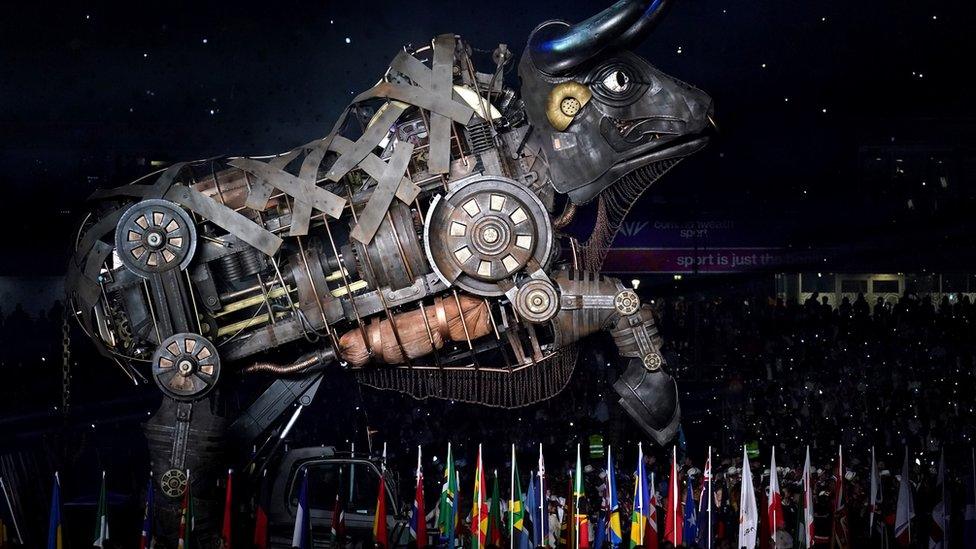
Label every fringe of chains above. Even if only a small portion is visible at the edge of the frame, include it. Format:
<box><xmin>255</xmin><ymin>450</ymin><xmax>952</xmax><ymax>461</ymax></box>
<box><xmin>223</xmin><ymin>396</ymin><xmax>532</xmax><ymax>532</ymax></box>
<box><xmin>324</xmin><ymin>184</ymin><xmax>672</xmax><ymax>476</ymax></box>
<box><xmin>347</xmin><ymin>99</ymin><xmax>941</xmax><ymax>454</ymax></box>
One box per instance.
<box><xmin>353</xmin><ymin>345</ymin><xmax>579</xmax><ymax>408</ymax></box>
<box><xmin>581</xmin><ymin>158</ymin><xmax>683</xmax><ymax>271</ymax></box>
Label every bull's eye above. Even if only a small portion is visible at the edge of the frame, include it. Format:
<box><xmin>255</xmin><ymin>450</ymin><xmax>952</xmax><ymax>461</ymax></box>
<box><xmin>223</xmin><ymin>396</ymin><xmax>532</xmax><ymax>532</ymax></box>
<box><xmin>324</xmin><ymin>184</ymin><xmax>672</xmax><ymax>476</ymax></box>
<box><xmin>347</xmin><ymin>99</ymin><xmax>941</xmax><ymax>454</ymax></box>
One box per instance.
<box><xmin>602</xmin><ymin>70</ymin><xmax>630</xmax><ymax>93</ymax></box>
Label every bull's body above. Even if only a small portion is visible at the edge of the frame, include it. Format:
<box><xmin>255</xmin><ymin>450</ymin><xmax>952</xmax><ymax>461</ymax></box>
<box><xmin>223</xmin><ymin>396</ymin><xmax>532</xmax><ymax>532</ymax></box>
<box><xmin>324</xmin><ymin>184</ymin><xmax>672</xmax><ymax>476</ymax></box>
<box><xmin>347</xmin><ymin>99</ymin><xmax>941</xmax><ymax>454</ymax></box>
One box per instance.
<box><xmin>66</xmin><ymin>0</ymin><xmax>712</xmax><ymax>542</ymax></box>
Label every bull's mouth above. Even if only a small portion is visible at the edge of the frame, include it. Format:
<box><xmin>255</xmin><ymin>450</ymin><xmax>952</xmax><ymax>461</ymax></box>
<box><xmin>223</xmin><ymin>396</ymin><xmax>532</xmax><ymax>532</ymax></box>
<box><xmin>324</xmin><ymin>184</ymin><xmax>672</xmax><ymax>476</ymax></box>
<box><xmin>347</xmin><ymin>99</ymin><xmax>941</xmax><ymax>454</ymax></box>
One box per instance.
<box><xmin>603</xmin><ymin>115</ymin><xmax>713</xmax><ymax>160</ymax></box>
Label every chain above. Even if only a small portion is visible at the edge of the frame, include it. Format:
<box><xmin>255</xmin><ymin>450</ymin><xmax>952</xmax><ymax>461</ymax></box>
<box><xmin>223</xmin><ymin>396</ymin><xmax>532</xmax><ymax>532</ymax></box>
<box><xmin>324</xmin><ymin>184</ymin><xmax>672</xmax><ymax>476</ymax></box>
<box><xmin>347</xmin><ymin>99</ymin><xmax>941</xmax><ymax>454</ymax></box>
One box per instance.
<box><xmin>61</xmin><ymin>310</ymin><xmax>72</xmax><ymax>415</ymax></box>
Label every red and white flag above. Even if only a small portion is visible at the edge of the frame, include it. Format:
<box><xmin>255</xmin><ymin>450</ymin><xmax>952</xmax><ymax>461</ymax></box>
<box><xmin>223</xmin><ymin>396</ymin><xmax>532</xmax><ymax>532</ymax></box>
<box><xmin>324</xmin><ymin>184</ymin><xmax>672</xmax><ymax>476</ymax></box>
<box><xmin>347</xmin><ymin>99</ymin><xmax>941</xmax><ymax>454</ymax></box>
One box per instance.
<box><xmin>738</xmin><ymin>446</ymin><xmax>758</xmax><ymax>549</ymax></box>
<box><xmin>831</xmin><ymin>446</ymin><xmax>849</xmax><ymax>549</ymax></box>
<box><xmin>647</xmin><ymin>472</ymin><xmax>659</xmax><ymax>549</ymax></box>
<box><xmin>664</xmin><ymin>447</ymin><xmax>682</xmax><ymax>546</ymax></box>
<box><xmin>800</xmin><ymin>447</ymin><xmax>814</xmax><ymax>549</ymax></box>
<box><xmin>929</xmin><ymin>450</ymin><xmax>946</xmax><ymax>549</ymax></box>
<box><xmin>768</xmin><ymin>448</ymin><xmax>785</xmax><ymax>545</ymax></box>
<box><xmin>895</xmin><ymin>448</ymin><xmax>915</xmax><ymax>547</ymax></box>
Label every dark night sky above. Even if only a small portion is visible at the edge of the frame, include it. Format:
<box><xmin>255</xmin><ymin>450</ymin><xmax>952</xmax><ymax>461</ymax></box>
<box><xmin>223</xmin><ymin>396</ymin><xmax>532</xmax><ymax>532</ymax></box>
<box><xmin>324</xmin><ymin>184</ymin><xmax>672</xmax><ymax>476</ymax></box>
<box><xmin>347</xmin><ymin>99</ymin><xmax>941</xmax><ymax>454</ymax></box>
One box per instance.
<box><xmin>2</xmin><ymin>0</ymin><xmax>976</xmax><ymax>276</ymax></box>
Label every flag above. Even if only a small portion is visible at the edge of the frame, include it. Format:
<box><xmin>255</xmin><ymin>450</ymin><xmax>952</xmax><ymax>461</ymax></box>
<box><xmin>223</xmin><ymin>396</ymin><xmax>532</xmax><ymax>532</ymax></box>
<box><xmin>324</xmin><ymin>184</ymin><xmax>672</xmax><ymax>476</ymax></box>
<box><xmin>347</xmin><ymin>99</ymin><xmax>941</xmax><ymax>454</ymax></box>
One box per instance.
<box><xmin>831</xmin><ymin>446</ymin><xmax>848</xmax><ymax>549</ymax></box>
<box><xmin>594</xmin><ymin>510</ymin><xmax>607</xmax><ymax>549</ymax></box>
<box><xmin>221</xmin><ymin>469</ymin><xmax>233</xmax><ymax>549</ymax></box>
<box><xmin>178</xmin><ymin>471</ymin><xmax>195</xmax><ymax>549</ymax></box>
<box><xmin>929</xmin><ymin>450</ymin><xmax>946</xmax><ymax>549</ymax></box>
<box><xmin>607</xmin><ymin>447</ymin><xmax>622</xmax><ymax>548</ymax></box>
<box><xmin>510</xmin><ymin>446</ymin><xmax>530</xmax><ymax>549</ymax></box>
<box><xmin>488</xmin><ymin>471</ymin><xmax>503</xmax><ymax>546</ymax></box>
<box><xmin>869</xmin><ymin>446</ymin><xmax>880</xmax><ymax>533</ymax></box>
<box><xmin>374</xmin><ymin>466</ymin><xmax>389</xmax><ymax>549</ymax></box>
<box><xmin>538</xmin><ymin>445</ymin><xmax>548</xmax><ymax>547</ymax></box>
<box><xmin>0</xmin><ymin>476</ymin><xmax>23</xmax><ymax>547</ymax></box>
<box><xmin>683</xmin><ymin>474</ymin><xmax>698</xmax><ymax>543</ymax></box>
<box><xmin>139</xmin><ymin>473</ymin><xmax>154</xmax><ymax>549</ymax></box>
<box><xmin>291</xmin><ymin>468</ymin><xmax>310</xmax><ymax>549</ymax></box>
<box><xmin>664</xmin><ymin>447</ymin><xmax>682</xmax><ymax>545</ymax></box>
<box><xmin>799</xmin><ymin>447</ymin><xmax>814</xmax><ymax>549</ymax></box>
<box><xmin>254</xmin><ymin>469</ymin><xmax>269</xmax><ymax>549</ymax></box>
<box><xmin>410</xmin><ymin>446</ymin><xmax>428</xmax><ymax>548</ymax></box>
<box><xmin>964</xmin><ymin>448</ymin><xmax>976</xmax><ymax>548</ymax></box>
<box><xmin>894</xmin><ymin>448</ymin><xmax>915</xmax><ymax>547</ymax></box>
<box><xmin>93</xmin><ymin>470</ymin><xmax>110</xmax><ymax>547</ymax></box>
<box><xmin>628</xmin><ymin>443</ymin><xmax>653</xmax><ymax>549</ymax></box>
<box><xmin>437</xmin><ymin>443</ymin><xmax>459</xmax><ymax>548</ymax></box>
<box><xmin>331</xmin><ymin>490</ymin><xmax>346</xmax><ymax>542</ymax></box>
<box><xmin>738</xmin><ymin>446</ymin><xmax>758</xmax><ymax>549</ymax></box>
<box><xmin>698</xmin><ymin>448</ymin><xmax>712</xmax><ymax>548</ymax></box>
<box><xmin>647</xmin><ymin>472</ymin><xmax>658</xmax><ymax>549</ymax></box>
<box><xmin>768</xmin><ymin>448</ymin><xmax>785</xmax><ymax>545</ymax></box>
<box><xmin>471</xmin><ymin>444</ymin><xmax>488</xmax><ymax>549</ymax></box>
<box><xmin>47</xmin><ymin>472</ymin><xmax>63</xmax><ymax>549</ymax></box>
<box><xmin>526</xmin><ymin>470</ymin><xmax>539</xmax><ymax>548</ymax></box>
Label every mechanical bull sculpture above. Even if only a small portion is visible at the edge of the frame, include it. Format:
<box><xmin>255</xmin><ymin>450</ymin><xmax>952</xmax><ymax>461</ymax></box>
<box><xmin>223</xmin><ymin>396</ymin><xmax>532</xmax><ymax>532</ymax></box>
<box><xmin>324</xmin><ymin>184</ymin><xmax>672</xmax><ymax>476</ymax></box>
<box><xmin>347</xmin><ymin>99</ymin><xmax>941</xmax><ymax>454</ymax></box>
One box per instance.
<box><xmin>66</xmin><ymin>0</ymin><xmax>712</xmax><ymax>539</ymax></box>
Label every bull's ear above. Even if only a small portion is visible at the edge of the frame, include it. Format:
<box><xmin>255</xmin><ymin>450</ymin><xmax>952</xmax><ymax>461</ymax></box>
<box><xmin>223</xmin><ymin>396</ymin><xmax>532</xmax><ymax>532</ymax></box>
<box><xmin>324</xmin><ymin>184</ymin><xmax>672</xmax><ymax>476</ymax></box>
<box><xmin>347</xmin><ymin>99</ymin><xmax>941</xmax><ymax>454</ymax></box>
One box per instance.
<box><xmin>529</xmin><ymin>0</ymin><xmax>655</xmax><ymax>75</ymax></box>
<box><xmin>545</xmin><ymin>82</ymin><xmax>592</xmax><ymax>131</ymax></box>
<box><xmin>612</xmin><ymin>0</ymin><xmax>673</xmax><ymax>49</ymax></box>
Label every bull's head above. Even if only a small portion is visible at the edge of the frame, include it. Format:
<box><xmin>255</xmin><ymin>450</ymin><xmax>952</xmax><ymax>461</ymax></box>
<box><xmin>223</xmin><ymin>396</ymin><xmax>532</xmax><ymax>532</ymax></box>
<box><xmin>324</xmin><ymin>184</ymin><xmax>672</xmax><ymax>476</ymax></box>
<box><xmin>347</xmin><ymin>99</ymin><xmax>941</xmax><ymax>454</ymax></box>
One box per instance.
<box><xmin>519</xmin><ymin>0</ymin><xmax>715</xmax><ymax>204</ymax></box>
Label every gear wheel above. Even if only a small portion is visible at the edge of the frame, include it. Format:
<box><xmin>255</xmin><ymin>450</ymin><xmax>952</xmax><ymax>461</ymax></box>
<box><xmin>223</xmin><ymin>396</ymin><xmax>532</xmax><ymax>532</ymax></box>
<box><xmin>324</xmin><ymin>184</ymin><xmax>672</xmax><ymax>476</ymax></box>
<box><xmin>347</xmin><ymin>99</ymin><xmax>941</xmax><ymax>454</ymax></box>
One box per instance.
<box><xmin>152</xmin><ymin>333</ymin><xmax>220</xmax><ymax>401</ymax></box>
<box><xmin>115</xmin><ymin>199</ymin><xmax>196</xmax><ymax>277</ymax></box>
<box><xmin>424</xmin><ymin>176</ymin><xmax>553</xmax><ymax>296</ymax></box>
<box><xmin>160</xmin><ymin>468</ymin><xmax>188</xmax><ymax>498</ymax></box>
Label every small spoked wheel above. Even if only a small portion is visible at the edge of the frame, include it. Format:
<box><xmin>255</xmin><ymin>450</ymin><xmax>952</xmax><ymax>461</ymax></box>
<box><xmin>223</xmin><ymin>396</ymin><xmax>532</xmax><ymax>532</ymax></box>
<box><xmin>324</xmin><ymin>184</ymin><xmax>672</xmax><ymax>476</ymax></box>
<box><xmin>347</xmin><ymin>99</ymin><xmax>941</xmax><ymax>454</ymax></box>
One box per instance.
<box><xmin>151</xmin><ymin>333</ymin><xmax>220</xmax><ymax>401</ymax></box>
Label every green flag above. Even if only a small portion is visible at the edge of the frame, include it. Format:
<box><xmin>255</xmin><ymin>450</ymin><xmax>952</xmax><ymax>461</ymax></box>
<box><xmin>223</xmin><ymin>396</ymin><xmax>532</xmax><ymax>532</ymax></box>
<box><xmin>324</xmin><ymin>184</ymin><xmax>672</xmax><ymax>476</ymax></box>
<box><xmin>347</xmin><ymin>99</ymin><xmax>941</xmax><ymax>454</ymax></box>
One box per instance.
<box><xmin>487</xmin><ymin>471</ymin><xmax>503</xmax><ymax>546</ymax></box>
<box><xmin>93</xmin><ymin>470</ymin><xmax>109</xmax><ymax>547</ymax></box>
<box><xmin>436</xmin><ymin>443</ymin><xmax>458</xmax><ymax>548</ymax></box>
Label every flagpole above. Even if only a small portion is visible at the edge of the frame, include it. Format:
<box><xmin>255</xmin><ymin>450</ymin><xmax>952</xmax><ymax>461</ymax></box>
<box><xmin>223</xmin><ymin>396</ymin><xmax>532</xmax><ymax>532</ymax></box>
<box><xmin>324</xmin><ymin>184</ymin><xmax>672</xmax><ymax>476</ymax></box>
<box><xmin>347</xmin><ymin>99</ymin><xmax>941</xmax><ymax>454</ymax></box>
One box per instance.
<box><xmin>672</xmin><ymin>446</ymin><xmax>677</xmax><ymax>545</ymax></box>
<box><xmin>575</xmin><ymin>443</ymin><xmax>581</xmax><ymax>549</ymax></box>
<box><xmin>638</xmin><ymin>442</ymin><xmax>645</xmax><ymax>546</ymax></box>
<box><xmin>0</xmin><ymin>476</ymin><xmax>23</xmax><ymax>543</ymax></box>
<box><xmin>539</xmin><ymin>443</ymin><xmax>546</xmax><ymax>549</ymax></box>
<box><xmin>707</xmin><ymin>445</ymin><xmax>712</xmax><ymax>549</ymax></box>
<box><xmin>510</xmin><ymin>444</ymin><xmax>516</xmax><ymax>549</ymax></box>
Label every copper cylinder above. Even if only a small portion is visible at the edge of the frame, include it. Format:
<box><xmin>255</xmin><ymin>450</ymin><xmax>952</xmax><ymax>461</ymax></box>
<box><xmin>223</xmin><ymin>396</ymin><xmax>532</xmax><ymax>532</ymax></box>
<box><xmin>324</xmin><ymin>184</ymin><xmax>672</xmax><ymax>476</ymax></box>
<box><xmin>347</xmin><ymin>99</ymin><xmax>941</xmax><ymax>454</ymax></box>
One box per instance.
<box><xmin>338</xmin><ymin>294</ymin><xmax>491</xmax><ymax>367</ymax></box>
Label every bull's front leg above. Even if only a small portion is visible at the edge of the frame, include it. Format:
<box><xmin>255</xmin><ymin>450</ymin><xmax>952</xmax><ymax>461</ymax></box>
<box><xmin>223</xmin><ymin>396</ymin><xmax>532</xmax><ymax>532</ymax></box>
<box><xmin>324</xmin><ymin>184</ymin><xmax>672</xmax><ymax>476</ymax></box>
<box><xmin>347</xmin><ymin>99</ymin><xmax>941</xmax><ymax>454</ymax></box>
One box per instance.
<box><xmin>552</xmin><ymin>270</ymin><xmax>680</xmax><ymax>445</ymax></box>
<box><xmin>608</xmin><ymin>302</ymin><xmax>680</xmax><ymax>445</ymax></box>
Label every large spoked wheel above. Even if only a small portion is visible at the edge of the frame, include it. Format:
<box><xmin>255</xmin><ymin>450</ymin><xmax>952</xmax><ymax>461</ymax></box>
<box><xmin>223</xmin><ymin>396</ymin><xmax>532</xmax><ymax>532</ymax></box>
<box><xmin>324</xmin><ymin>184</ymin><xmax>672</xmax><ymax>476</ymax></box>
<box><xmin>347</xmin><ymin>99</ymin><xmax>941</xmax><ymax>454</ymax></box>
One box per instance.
<box><xmin>115</xmin><ymin>199</ymin><xmax>196</xmax><ymax>277</ymax></box>
<box><xmin>152</xmin><ymin>333</ymin><xmax>220</xmax><ymax>401</ymax></box>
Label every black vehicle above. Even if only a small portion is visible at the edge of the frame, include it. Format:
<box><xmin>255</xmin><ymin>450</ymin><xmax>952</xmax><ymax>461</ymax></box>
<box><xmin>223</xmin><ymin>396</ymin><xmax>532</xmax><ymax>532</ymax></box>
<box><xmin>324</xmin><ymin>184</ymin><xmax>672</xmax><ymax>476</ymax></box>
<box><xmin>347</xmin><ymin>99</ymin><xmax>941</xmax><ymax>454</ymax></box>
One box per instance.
<box><xmin>266</xmin><ymin>446</ymin><xmax>409</xmax><ymax>549</ymax></box>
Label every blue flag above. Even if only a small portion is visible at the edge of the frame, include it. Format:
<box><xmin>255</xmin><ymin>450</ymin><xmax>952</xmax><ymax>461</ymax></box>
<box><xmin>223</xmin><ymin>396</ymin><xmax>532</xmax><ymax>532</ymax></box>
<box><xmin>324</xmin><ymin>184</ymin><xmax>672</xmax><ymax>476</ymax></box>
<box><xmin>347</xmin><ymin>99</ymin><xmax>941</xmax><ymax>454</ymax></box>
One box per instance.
<box><xmin>593</xmin><ymin>510</ymin><xmax>607</xmax><ymax>549</ymax></box>
<box><xmin>140</xmin><ymin>474</ymin><xmax>154</xmax><ymax>548</ymax></box>
<box><xmin>47</xmin><ymin>472</ymin><xmax>63</xmax><ymax>549</ymax></box>
<box><xmin>683</xmin><ymin>479</ymin><xmax>698</xmax><ymax>543</ymax></box>
<box><xmin>291</xmin><ymin>469</ymin><xmax>310</xmax><ymax>549</ymax></box>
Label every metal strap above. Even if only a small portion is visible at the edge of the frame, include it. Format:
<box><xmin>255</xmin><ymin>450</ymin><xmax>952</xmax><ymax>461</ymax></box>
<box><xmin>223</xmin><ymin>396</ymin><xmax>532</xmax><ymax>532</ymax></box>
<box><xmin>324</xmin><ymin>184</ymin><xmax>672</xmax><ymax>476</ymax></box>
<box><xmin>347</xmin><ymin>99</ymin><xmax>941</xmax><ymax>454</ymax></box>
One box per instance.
<box><xmin>325</xmin><ymin>103</ymin><xmax>406</xmax><ymax>182</ymax></box>
<box><xmin>348</xmin><ymin>82</ymin><xmax>473</xmax><ymax>125</ymax></box>
<box><xmin>165</xmin><ymin>184</ymin><xmax>283</xmax><ymax>256</ymax></box>
<box><xmin>243</xmin><ymin>149</ymin><xmax>302</xmax><ymax>211</ymax></box>
<box><xmin>88</xmin><ymin>162</ymin><xmax>188</xmax><ymax>201</ymax></box>
<box><xmin>349</xmin><ymin>141</ymin><xmax>415</xmax><ymax>244</ymax></box>
<box><xmin>228</xmin><ymin>157</ymin><xmax>345</xmax><ymax>219</ymax></box>
<box><xmin>330</xmin><ymin>136</ymin><xmax>419</xmax><ymax>203</ymax></box>
<box><xmin>428</xmin><ymin>34</ymin><xmax>457</xmax><ymax>174</ymax></box>
<box><xmin>290</xmin><ymin>140</ymin><xmax>333</xmax><ymax>236</ymax></box>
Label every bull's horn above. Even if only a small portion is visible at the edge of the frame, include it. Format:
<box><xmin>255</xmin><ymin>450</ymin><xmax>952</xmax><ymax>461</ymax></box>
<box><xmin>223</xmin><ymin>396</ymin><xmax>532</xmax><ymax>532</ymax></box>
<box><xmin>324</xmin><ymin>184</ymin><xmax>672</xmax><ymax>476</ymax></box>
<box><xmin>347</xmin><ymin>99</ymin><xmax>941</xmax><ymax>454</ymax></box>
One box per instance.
<box><xmin>529</xmin><ymin>0</ymin><xmax>654</xmax><ymax>75</ymax></box>
<box><xmin>612</xmin><ymin>0</ymin><xmax>673</xmax><ymax>49</ymax></box>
